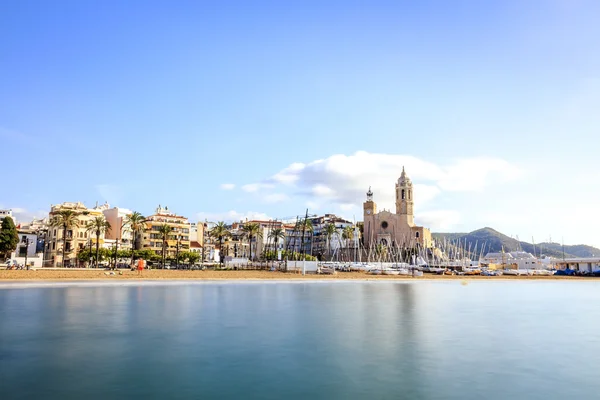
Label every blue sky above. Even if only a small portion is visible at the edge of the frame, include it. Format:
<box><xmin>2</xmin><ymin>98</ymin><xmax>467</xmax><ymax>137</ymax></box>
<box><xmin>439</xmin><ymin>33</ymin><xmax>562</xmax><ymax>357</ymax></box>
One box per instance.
<box><xmin>1</xmin><ymin>1</ymin><xmax>599</xmax><ymax>247</ymax></box>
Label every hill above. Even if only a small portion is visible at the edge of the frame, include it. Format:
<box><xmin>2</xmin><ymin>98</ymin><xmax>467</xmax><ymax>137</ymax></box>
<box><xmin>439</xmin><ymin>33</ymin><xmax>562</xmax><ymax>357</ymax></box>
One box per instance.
<box><xmin>432</xmin><ymin>227</ymin><xmax>600</xmax><ymax>259</ymax></box>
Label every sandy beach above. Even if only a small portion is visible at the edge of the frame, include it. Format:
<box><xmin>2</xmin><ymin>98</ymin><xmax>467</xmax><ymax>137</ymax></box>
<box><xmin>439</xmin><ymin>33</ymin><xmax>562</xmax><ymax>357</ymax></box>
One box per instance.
<box><xmin>0</xmin><ymin>269</ymin><xmax>589</xmax><ymax>281</ymax></box>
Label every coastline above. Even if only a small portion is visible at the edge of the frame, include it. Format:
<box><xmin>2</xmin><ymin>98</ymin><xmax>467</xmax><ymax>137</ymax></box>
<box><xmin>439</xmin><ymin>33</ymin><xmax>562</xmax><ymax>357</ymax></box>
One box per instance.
<box><xmin>0</xmin><ymin>269</ymin><xmax>592</xmax><ymax>286</ymax></box>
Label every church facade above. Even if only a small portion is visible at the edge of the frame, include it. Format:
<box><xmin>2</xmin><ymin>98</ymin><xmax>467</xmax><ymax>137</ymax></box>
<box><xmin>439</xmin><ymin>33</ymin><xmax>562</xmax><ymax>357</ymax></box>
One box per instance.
<box><xmin>363</xmin><ymin>167</ymin><xmax>432</xmax><ymax>249</ymax></box>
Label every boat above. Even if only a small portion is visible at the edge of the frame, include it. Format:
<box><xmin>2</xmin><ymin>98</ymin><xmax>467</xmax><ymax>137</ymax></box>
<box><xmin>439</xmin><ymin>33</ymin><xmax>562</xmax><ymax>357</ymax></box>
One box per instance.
<box><xmin>412</xmin><ymin>270</ymin><xmax>424</xmax><ymax>277</ymax></box>
<box><xmin>318</xmin><ymin>265</ymin><xmax>336</xmax><ymax>275</ymax></box>
<box><xmin>382</xmin><ymin>269</ymin><xmax>400</xmax><ymax>275</ymax></box>
<box><xmin>533</xmin><ymin>269</ymin><xmax>554</xmax><ymax>276</ymax></box>
<box><xmin>464</xmin><ymin>268</ymin><xmax>481</xmax><ymax>275</ymax></box>
<box><xmin>502</xmin><ymin>269</ymin><xmax>519</xmax><ymax>276</ymax></box>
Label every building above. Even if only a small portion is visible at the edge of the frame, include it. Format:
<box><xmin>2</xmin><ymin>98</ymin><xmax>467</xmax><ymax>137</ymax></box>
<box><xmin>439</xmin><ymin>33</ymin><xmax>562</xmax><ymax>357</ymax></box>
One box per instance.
<box><xmin>142</xmin><ymin>205</ymin><xmax>190</xmax><ymax>258</ymax></box>
<box><xmin>8</xmin><ymin>230</ymin><xmax>44</xmax><ymax>268</ymax></box>
<box><xmin>556</xmin><ymin>258</ymin><xmax>600</xmax><ymax>273</ymax></box>
<box><xmin>481</xmin><ymin>251</ymin><xmax>545</xmax><ymax>270</ymax></box>
<box><xmin>102</xmin><ymin>206</ymin><xmax>133</xmax><ymax>250</ymax></box>
<box><xmin>18</xmin><ymin>217</ymin><xmax>49</xmax><ymax>253</ymax></box>
<box><xmin>363</xmin><ymin>167</ymin><xmax>432</xmax><ymax>249</ymax></box>
<box><xmin>44</xmin><ymin>202</ymin><xmax>107</xmax><ymax>267</ymax></box>
<box><xmin>309</xmin><ymin>214</ymin><xmax>357</xmax><ymax>259</ymax></box>
<box><xmin>222</xmin><ymin>222</ymin><xmax>249</xmax><ymax>259</ymax></box>
<box><xmin>0</xmin><ymin>209</ymin><xmax>13</xmax><ymax>224</ymax></box>
<box><xmin>189</xmin><ymin>222</ymin><xmax>205</xmax><ymax>248</ymax></box>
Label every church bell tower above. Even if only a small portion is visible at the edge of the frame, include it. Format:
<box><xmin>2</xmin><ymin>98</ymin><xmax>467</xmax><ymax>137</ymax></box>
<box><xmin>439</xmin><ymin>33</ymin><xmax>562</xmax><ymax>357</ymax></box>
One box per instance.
<box><xmin>363</xmin><ymin>186</ymin><xmax>377</xmax><ymax>216</ymax></box>
<box><xmin>395</xmin><ymin>167</ymin><xmax>414</xmax><ymax>226</ymax></box>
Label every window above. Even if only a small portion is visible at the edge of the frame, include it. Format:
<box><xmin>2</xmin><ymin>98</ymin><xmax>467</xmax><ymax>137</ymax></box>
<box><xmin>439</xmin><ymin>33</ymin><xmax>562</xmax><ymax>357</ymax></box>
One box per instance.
<box><xmin>19</xmin><ymin>246</ymin><xmax>27</xmax><ymax>257</ymax></box>
<box><xmin>402</xmin><ymin>189</ymin><xmax>405</xmax><ymax>200</ymax></box>
<box><xmin>52</xmin><ymin>242</ymin><xmax>56</xmax><ymax>250</ymax></box>
<box><xmin>381</xmin><ymin>221</ymin><xmax>388</xmax><ymax>229</ymax></box>
<box><xmin>415</xmin><ymin>232</ymin><xmax>420</xmax><ymax>238</ymax></box>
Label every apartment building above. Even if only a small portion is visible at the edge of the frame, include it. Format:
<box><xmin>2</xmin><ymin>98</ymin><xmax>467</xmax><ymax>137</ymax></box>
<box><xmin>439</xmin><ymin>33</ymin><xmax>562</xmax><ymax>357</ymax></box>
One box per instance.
<box><xmin>44</xmin><ymin>202</ymin><xmax>107</xmax><ymax>267</ymax></box>
<box><xmin>142</xmin><ymin>205</ymin><xmax>190</xmax><ymax>258</ymax></box>
<box><xmin>102</xmin><ymin>206</ymin><xmax>134</xmax><ymax>250</ymax></box>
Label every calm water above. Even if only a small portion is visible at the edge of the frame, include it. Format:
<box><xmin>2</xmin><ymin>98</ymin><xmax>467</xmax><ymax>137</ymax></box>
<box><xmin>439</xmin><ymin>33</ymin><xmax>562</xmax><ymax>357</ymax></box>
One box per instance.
<box><xmin>1</xmin><ymin>281</ymin><xmax>599</xmax><ymax>399</ymax></box>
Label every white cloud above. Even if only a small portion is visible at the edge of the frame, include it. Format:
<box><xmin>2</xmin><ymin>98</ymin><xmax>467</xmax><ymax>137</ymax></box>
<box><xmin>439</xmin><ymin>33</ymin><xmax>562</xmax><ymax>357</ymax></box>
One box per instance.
<box><xmin>339</xmin><ymin>203</ymin><xmax>355</xmax><ymax>211</ymax></box>
<box><xmin>242</xmin><ymin>183</ymin><xmax>275</xmax><ymax>193</ymax></box>
<box><xmin>437</xmin><ymin>158</ymin><xmax>522</xmax><ymax>192</ymax></box>
<box><xmin>242</xmin><ymin>151</ymin><xmax>522</xmax><ymax>213</ymax></box>
<box><xmin>195</xmin><ymin>210</ymin><xmax>272</xmax><ymax>223</ymax></box>
<box><xmin>312</xmin><ymin>184</ymin><xmax>335</xmax><ymax>197</ymax></box>
<box><xmin>272</xmin><ymin>162</ymin><xmax>304</xmax><ymax>184</ymax></box>
<box><xmin>0</xmin><ymin>205</ymin><xmax>47</xmax><ymax>225</ymax></box>
<box><xmin>220</xmin><ymin>183</ymin><xmax>235</xmax><ymax>190</ymax></box>
<box><xmin>264</xmin><ymin>193</ymin><xmax>289</xmax><ymax>204</ymax></box>
<box><xmin>417</xmin><ymin>210</ymin><xmax>461</xmax><ymax>231</ymax></box>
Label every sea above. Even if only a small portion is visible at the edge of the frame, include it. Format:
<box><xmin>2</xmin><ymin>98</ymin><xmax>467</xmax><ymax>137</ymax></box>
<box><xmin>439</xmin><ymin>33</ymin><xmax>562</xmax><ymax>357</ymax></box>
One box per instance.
<box><xmin>1</xmin><ymin>280</ymin><xmax>599</xmax><ymax>399</ymax></box>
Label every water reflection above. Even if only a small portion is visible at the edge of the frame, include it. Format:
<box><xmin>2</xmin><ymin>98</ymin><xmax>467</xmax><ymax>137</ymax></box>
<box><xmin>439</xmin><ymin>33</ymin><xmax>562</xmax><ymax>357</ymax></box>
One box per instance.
<box><xmin>2</xmin><ymin>282</ymin><xmax>600</xmax><ymax>400</ymax></box>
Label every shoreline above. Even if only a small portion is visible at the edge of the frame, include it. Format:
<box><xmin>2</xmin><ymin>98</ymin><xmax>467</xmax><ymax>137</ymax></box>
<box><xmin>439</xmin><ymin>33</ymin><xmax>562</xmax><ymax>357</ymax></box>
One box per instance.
<box><xmin>0</xmin><ymin>269</ymin><xmax>594</xmax><ymax>288</ymax></box>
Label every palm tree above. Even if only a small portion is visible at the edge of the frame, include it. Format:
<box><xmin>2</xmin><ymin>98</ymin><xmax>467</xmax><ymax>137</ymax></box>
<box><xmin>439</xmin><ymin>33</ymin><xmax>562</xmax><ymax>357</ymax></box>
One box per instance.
<box><xmin>85</xmin><ymin>216</ymin><xmax>111</xmax><ymax>268</ymax></box>
<box><xmin>124</xmin><ymin>211</ymin><xmax>146</xmax><ymax>267</ymax></box>
<box><xmin>342</xmin><ymin>226</ymin><xmax>355</xmax><ymax>262</ymax></box>
<box><xmin>303</xmin><ymin>219</ymin><xmax>314</xmax><ymax>257</ymax></box>
<box><xmin>324</xmin><ymin>223</ymin><xmax>337</xmax><ymax>260</ymax></box>
<box><xmin>50</xmin><ymin>210</ymin><xmax>80</xmax><ymax>267</ymax></box>
<box><xmin>157</xmin><ymin>224</ymin><xmax>173</xmax><ymax>269</ymax></box>
<box><xmin>268</xmin><ymin>227</ymin><xmax>285</xmax><ymax>260</ymax></box>
<box><xmin>210</xmin><ymin>222</ymin><xmax>230</xmax><ymax>267</ymax></box>
<box><xmin>242</xmin><ymin>222</ymin><xmax>261</xmax><ymax>261</ymax></box>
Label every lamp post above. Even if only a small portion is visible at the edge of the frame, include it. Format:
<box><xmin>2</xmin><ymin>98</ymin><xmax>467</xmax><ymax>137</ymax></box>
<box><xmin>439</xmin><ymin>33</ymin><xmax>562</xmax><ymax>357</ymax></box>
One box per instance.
<box><xmin>22</xmin><ymin>236</ymin><xmax>32</xmax><ymax>270</ymax></box>
<box><xmin>175</xmin><ymin>235</ymin><xmax>182</xmax><ymax>269</ymax></box>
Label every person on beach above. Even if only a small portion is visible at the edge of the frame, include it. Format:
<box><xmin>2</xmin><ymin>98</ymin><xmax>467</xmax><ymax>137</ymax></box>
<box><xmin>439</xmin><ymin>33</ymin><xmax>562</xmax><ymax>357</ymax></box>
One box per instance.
<box><xmin>137</xmin><ymin>258</ymin><xmax>144</xmax><ymax>276</ymax></box>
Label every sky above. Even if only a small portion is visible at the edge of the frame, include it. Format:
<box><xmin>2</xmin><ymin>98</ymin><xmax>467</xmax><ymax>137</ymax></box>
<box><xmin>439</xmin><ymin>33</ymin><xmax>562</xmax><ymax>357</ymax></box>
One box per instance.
<box><xmin>1</xmin><ymin>0</ymin><xmax>599</xmax><ymax>247</ymax></box>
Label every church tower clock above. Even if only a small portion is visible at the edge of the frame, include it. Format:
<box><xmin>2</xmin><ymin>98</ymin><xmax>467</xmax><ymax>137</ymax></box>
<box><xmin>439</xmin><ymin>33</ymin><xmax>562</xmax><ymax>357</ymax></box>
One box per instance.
<box><xmin>395</xmin><ymin>167</ymin><xmax>414</xmax><ymax>226</ymax></box>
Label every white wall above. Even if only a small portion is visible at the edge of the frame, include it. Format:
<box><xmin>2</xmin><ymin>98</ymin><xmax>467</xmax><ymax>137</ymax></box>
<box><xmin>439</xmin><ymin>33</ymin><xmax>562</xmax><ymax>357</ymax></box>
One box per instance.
<box><xmin>286</xmin><ymin>261</ymin><xmax>318</xmax><ymax>273</ymax></box>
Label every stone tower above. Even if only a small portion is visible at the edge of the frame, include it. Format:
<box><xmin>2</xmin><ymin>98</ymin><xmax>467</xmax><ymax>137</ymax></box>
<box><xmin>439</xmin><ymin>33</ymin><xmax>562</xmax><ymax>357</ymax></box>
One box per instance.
<box><xmin>395</xmin><ymin>167</ymin><xmax>414</xmax><ymax>226</ymax></box>
<box><xmin>363</xmin><ymin>186</ymin><xmax>377</xmax><ymax>217</ymax></box>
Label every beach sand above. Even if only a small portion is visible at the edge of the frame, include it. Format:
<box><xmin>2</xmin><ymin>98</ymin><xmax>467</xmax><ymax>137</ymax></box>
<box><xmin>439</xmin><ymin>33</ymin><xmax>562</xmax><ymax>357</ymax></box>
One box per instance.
<box><xmin>0</xmin><ymin>269</ymin><xmax>586</xmax><ymax>281</ymax></box>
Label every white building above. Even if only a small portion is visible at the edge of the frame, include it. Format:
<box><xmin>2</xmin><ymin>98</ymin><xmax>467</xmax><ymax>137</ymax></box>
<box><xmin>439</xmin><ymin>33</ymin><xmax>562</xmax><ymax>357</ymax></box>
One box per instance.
<box><xmin>102</xmin><ymin>206</ymin><xmax>133</xmax><ymax>250</ymax></box>
<box><xmin>8</xmin><ymin>231</ymin><xmax>44</xmax><ymax>268</ymax></box>
<box><xmin>481</xmin><ymin>251</ymin><xmax>545</xmax><ymax>269</ymax></box>
<box><xmin>556</xmin><ymin>258</ymin><xmax>600</xmax><ymax>273</ymax></box>
<box><xmin>0</xmin><ymin>209</ymin><xmax>14</xmax><ymax>224</ymax></box>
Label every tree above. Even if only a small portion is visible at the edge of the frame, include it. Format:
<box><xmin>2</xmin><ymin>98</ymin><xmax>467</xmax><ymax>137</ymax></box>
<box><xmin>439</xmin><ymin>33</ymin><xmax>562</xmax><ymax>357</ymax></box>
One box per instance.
<box><xmin>50</xmin><ymin>210</ymin><xmax>80</xmax><ymax>267</ymax></box>
<box><xmin>210</xmin><ymin>222</ymin><xmax>230</xmax><ymax>267</ymax></box>
<box><xmin>157</xmin><ymin>224</ymin><xmax>173</xmax><ymax>269</ymax></box>
<box><xmin>242</xmin><ymin>222</ymin><xmax>261</xmax><ymax>261</ymax></box>
<box><xmin>324</xmin><ymin>223</ymin><xmax>337</xmax><ymax>260</ymax></box>
<box><xmin>268</xmin><ymin>227</ymin><xmax>285</xmax><ymax>260</ymax></box>
<box><xmin>302</xmin><ymin>218</ymin><xmax>314</xmax><ymax>257</ymax></box>
<box><xmin>0</xmin><ymin>216</ymin><xmax>19</xmax><ymax>259</ymax></box>
<box><xmin>86</xmin><ymin>216</ymin><xmax>111</xmax><ymax>268</ymax></box>
<box><xmin>124</xmin><ymin>211</ymin><xmax>146</xmax><ymax>267</ymax></box>
<box><xmin>187</xmin><ymin>251</ymin><xmax>200</xmax><ymax>265</ymax></box>
<box><xmin>342</xmin><ymin>226</ymin><xmax>354</xmax><ymax>261</ymax></box>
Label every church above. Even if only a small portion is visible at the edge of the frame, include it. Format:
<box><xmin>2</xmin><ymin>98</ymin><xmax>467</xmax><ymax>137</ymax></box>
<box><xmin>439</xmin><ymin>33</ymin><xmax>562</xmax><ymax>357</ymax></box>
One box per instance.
<box><xmin>363</xmin><ymin>167</ymin><xmax>432</xmax><ymax>249</ymax></box>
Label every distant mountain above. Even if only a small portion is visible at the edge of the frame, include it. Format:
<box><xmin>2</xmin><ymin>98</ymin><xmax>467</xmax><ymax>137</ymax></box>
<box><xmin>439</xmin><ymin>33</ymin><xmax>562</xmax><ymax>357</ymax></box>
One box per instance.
<box><xmin>432</xmin><ymin>227</ymin><xmax>600</xmax><ymax>259</ymax></box>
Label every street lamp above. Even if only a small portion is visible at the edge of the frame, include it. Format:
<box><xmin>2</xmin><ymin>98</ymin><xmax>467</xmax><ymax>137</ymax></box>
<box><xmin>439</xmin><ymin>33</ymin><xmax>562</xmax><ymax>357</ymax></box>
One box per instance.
<box><xmin>175</xmin><ymin>235</ymin><xmax>182</xmax><ymax>269</ymax></box>
<box><xmin>22</xmin><ymin>236</ymin><xmax>33</xmax><ymax>270</ymax></box>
